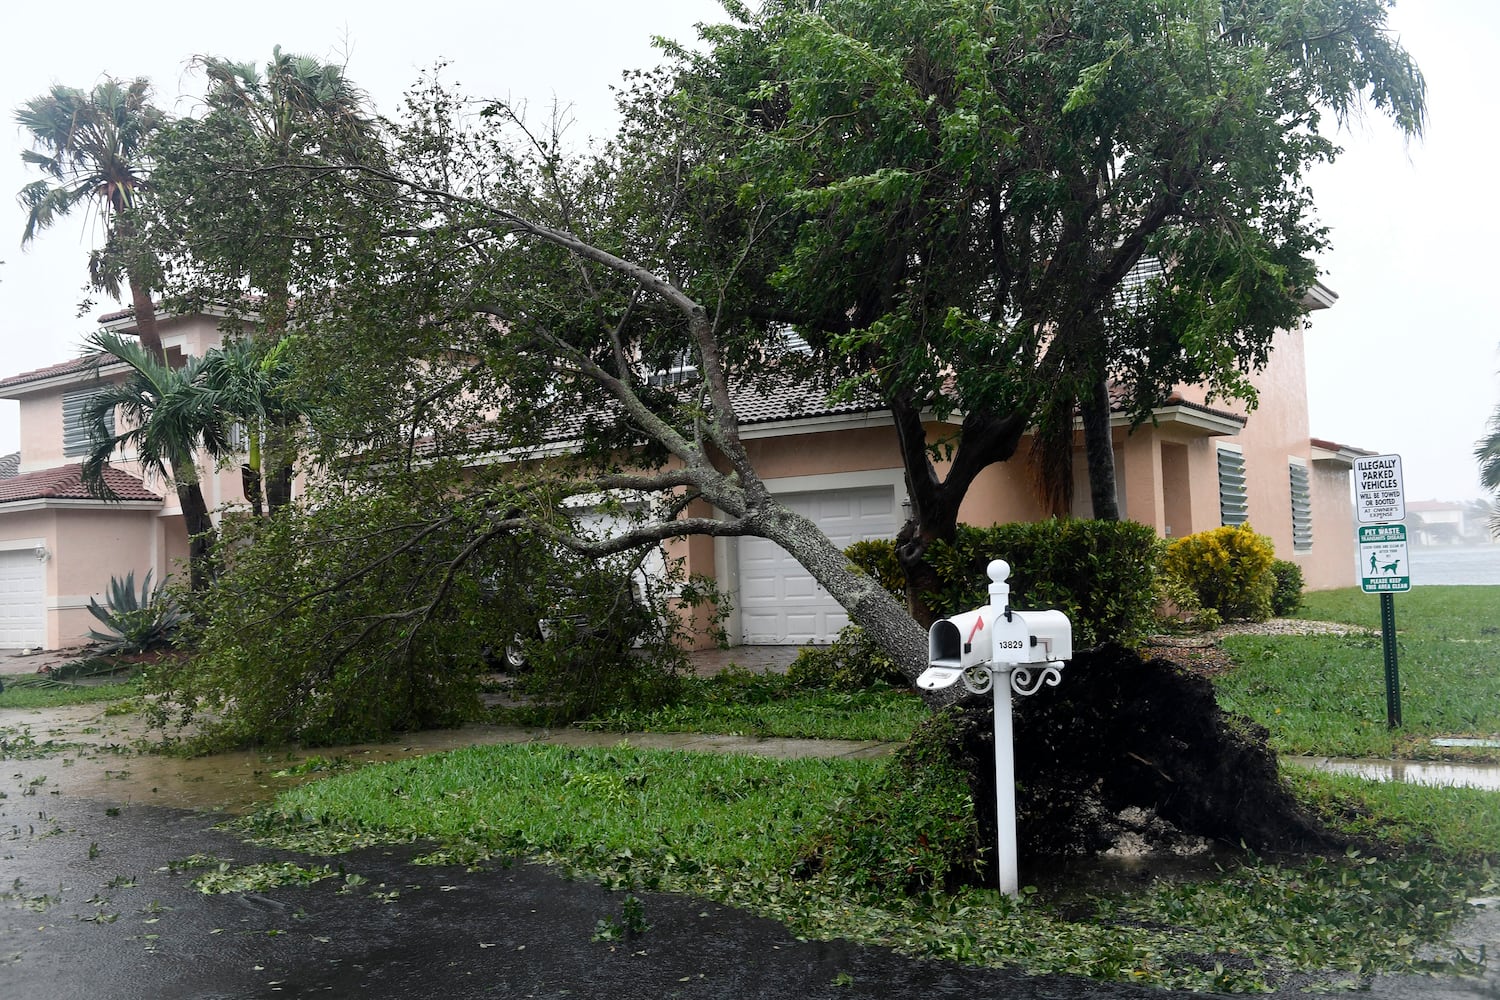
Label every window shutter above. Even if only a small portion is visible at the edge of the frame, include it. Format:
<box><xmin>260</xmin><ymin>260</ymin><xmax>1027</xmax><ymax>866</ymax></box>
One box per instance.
<box><xmin>63</xmin><ymin>389</ymin><xmax>114</xmax><ymax>459</ymax></box>
<box><xmin>1289</xmin><ymin>462</ymin><xmax>1313</xmax><ymax>551</ymax></box>
<box><xmin>1217</xmin><ymin>447</ymin><xmax>1248</xmax><ymax>526</ymax></box>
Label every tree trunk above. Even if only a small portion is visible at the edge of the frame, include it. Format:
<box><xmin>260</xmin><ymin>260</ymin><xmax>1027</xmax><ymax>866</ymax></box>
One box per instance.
<box><xmin>126</xmin><ymin>274</ymin><xmax>166</xmax><ymax>366</ymax></box>
<box><xmin>175</xmin><ymin>481</ymin><xmax>217</xmax><ymax>592</ymax></box>
<box><xmin>265</xmin><ymin>461</ymin><xmax>294</xmax><ymax>514</ymax></box>
<box><xmin>886</xmin><ymin>395</ymin><xmax>1028</xmax><ymax>627</ymax></box>
<box><xmin>757</xmin><ymin>500</ymin><xmax>929</xmax><ymax>677</ymax></box>
<box><xmin>241</xmin><ymin>464</ymin><xmax>265</xmax><ymax>517</ymax></box>
<box><xmin>1082</xmin><ymin>370</ymin><xmax>1119</xmax><ymax>521</ymax></box>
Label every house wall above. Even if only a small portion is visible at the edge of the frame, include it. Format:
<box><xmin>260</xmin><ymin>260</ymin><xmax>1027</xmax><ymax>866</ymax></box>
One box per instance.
<box><xmin>0</xmin><ymin>504</ymin><xmax>162</xmax><ymax>648</ymax></box>
<box><xmin>1309</xmin><ymin>461</ymin><xmax>1357</xmax><ymax>590</ymax></box>
<box><xmin>1</xmin><ymin>312</ymin><xmax>260</xmax><ymax>648</ymax></box>
<box><xmin>18</xmin><ymin>394</ymin><xmax>66</xmax><ymax>473</ymax></box>
<box><xmin>50</xmin><ymin>507</ymin><xmax>163</xmax><ymax>647</ymax></box>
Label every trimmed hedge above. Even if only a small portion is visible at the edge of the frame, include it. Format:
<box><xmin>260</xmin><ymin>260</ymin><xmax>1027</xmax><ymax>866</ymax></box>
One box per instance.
<box><xmin>847</xmin><ymin>519</ymin><xmax>1162</xmax><ymax>648</ymax></box>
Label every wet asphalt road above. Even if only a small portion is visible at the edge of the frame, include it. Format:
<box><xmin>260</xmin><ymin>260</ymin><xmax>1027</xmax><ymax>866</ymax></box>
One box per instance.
<box><xmin>3</xmin><ymin>791</ymin><xmax>1498</xmax><ymax>999</ymax></box>
<box><xmin>2</xmin><ymin>795</ymin><xmax>1179</xmax><ymax>1000</ymax></box>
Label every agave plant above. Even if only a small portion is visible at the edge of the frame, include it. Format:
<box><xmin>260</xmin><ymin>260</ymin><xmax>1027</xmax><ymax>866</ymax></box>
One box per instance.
<box><xmin>86</xmin><ymin>570</ymin><xmax>186</xmax><ymax>655</ymax></box>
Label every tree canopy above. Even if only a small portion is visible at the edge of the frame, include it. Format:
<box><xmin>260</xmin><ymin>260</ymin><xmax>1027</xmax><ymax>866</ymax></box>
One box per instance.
<box><xmin>36</xmin><ymin>2</ymin><xmax>1427</xmax><ymax>681</ymax></box>
<box><xmin>664</xmin><ymin>0</ymin><xmax>1424</xmax><ymax>604</ymax></box>
<box><xmin>15</xmin><ymin>77</ymin><xmax>167</xmax><ymax>360</ymax></box>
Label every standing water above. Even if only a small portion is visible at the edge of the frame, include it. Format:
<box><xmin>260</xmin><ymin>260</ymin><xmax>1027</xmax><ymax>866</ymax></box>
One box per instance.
<box><xmin>1407</xmin><ymin>543</ymin><xmax>1500</xmax><ymax>585</ymax></box>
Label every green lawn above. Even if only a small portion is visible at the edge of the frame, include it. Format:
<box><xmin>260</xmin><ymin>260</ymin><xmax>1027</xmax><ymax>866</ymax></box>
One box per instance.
<box><xmin>1214</xmin><ymin>586</ymin><xmax>1500</xmax><ymax>759</ymax></box>
<box><xmin>572</xmin><ymin>669</ymin><xmax>927</xmax><ymax>742</ymax></box>
<box><xmin>247</xmin><ymin>740</ymin><xmax>1500</xmax><ymax>994</ymax></box>
<box><xmin>0</xmin><ymin>677</ymin><xmax>140</xmax><ymax>711</ymax></box>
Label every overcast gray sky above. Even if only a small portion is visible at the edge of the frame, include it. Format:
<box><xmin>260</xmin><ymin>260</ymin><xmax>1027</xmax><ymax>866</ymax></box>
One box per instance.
<box><xmin>2</xmin><ymin>1</ymin><xmax>1496</xmax><ymax>503</ymax></box>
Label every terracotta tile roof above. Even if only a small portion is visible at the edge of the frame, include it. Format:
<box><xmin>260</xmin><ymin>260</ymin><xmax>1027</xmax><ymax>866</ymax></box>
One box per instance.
<box><xmin>0</xmin><ymin>464</ymin><xmax>162</xmax><ymax>504</ymax></box>
<box><xmin>1159</xmin><ymin>391</ymin><xmax>1247</xmax><ymax>427</ymax></box>
<box><xmin>0</xmin><ymin>353</ymin><xmax>109</xmax><ymax>392</ymax></box>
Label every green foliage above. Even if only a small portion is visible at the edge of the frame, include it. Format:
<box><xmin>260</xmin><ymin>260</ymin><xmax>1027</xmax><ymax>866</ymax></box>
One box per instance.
<box><xmin>1161</xmin><ymin>524</ymin><xmax>1276</xmax><ymax>622</ymax></box>
<box><xmin>842</xmin><ymin>540</ymin><xmax>904</xmax><ymax>596</ymax></box>
<box><xmin>151</xmin><ymin>476</ymin><xmax>497</xmax><ymax>748</ymax></box>
<box><xmin>191</xmin><ymin>860</ymin><xmax>338</xmax><ymax>895</ymax></box>
<box><xmin>679</xmin><ymin>0</ymin><xmax>1426</xmax><ymax>522</ymax></box>
<box><xmin>86</xmin><ymin>570</ymin><xmax>185</xmax><ymax>655</ymax></box>
<box><xmin>785</xmin><ymin>626</ymin><xmax>907</xmax><ymax>692</ymax></box>
<box><xmin>804</xmin><ymin>709</ymin><xmax>983</xmax><ymax>899</ymax></box>
<box><xmin>849</xmin><ymin>519</ymin><xmax>1161</xmax><ymax>647</ymax></box>
<box><xmin>1269</xmin><ymin>558</ymin><xmax>1305</xmax><ymax>617</ymax></box>
<box><xmin>502</xmin><ymin>563</ymin><xmax>699</xmax><ymax>727</ymax></box>
<box><xmin>1150</xmin><ymin>566</ymin><xmax>1223</xmax><ymax>633</ymax></box>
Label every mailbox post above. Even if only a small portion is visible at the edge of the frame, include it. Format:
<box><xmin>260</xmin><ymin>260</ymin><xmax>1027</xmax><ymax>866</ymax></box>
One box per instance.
<box><xmin>917</xmin><ymin>560</ymin><xmax>1072</xmax><ymax>896</ymax></box>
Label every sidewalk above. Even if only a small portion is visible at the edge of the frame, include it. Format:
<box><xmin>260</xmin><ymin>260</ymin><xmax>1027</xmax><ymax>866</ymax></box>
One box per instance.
<box><xmin>1</xmin><ymin>643</ymin><xmax>806</xmax><ymax>678</ymax></box>
<box><xmin>0</xmin><ymin>645</ymin><xmax>90</xmax><ymax>676</ymax></box>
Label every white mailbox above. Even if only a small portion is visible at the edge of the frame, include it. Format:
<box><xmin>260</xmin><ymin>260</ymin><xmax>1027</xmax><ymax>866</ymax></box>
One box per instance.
<box><xmin>927</xmin><ymin>607</ymin><xmax>993</xmax><ymax>672</ymax></box>
<box><xmin>1010</xmin><ymin>609</ymin><xmax>1072</xmax><ymax>664</ymax></box>
<box><xmin>910</xmin><ymin>558</ymin><xmax>1074</xmax><ymax>897</ymax></box>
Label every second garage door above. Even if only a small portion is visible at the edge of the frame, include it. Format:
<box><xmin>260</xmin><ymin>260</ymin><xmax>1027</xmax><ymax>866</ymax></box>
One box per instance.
<box><xmin>738</xmin><ymin>486</ymin><xmax>898</xmax><ymax>644</ymax></box>
<box><xmin>0</xmin><ymin>548</ymin><xmax>47</xmax><ymax>649</ymax></box>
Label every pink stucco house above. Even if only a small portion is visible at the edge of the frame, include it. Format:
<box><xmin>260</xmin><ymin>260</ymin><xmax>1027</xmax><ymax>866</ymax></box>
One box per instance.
<box><xmin>0</xmin><ymin>311</ymin><xmax>251</xmax><ymax>649</ymax></box>
<box><xmin>1</xmin><ymin>292</ymin><xmax>1364</xmax><ymax>650</ymax></box>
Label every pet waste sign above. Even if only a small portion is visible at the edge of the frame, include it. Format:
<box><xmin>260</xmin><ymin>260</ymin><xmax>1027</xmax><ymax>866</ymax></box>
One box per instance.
<box><xmin>1359</xmin><ymin>524</ymin><xmax>1410</xmax><ymax>594</ymax></box>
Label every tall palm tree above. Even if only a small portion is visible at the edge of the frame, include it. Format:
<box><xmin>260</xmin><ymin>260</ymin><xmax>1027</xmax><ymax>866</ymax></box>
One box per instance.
<box><xmin>16</xmin><ymin>78</ymin><xmax>166</xmax><ymax>362</ymax></box>
<box><xmin>182</xmin><ymin>47</ymin><xmax>385</xmax><ymax>337</ymax></box>
<box><xmin>81</xmin><ymin>331</ymin><xmax>230</xmax><ymax>591</ymax></box>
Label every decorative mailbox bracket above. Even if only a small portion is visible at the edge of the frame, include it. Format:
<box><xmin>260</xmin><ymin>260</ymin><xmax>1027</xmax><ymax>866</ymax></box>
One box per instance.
<box><xmin>917</xmin><ymin>559</ymin><xmax>1072</xmax><ymax>896</ymax></box>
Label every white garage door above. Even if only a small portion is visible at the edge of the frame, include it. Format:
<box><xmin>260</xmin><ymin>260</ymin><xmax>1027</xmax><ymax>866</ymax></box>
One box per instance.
<box><xmin>0</xmin><ymin>549</ymin><xmax>47</xmax><ymax>648</ymax></box>
<box><xmin>739</xmin><ymin>486</ymin><xmax>898</xmax><ymax>644</ymax></box>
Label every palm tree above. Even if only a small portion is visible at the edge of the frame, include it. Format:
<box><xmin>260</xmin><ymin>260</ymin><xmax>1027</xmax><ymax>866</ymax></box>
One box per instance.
<box><xmin>1478</xmin><ymin>401</ymin><xmax>1500</xmax><ymax>538</ymax></box>
<box><xmin>80</xmin><ymin>331</ymin><xmax>231</xmax><ymax>591</ymax></box>
<box><xmin>181</xmin><ymin>47</ymin><xmax>385</xmax><ymax>337</ymax></box>
<box><xmin>198</xmin><ymin>335</ymin><xmax>307</xmax><ymax>516</ymax></box>
<box><xmin>16</xmin><ymin>78</ymin><xmax>166</xmax><ymax>362</ymax></box>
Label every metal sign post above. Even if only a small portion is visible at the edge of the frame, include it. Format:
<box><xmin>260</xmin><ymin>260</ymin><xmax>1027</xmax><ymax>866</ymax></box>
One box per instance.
<box><xmin>1380</xmin><ymin>593</ymin><xmax>1402</xmax><ymax>728</ymax></box>
<box><xmin>1353</xmin><ymin>455</ymin><xmax>1409</xmax><ymax>729</ymax></box>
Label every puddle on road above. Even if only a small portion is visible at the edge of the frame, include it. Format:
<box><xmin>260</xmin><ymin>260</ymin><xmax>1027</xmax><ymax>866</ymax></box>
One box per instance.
<box><xmin>1286</xmin><ymin>756</ymin><xmax>1500</xmax><ymax>791</ymax></box>
<box><xmin>0</xmin><ymin>702</ymin><xmax>567</xmax><ymax>814</ymax></box>
<box><xmin>2</xmin><ymin>701</ymin><xmax>888</xmax><ymax>815</ymax></box>
<box><xmin>3</xmin><ymin>723</ymin><xmax>514</xmax><ymax>815</ymax></box>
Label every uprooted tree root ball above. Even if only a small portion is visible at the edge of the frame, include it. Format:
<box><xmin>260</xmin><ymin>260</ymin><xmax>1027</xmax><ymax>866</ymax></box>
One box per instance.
<box><xmin>900</xmin><ymin>644</ymin><xmax>1341</xmax><ymax>889</ymax></box>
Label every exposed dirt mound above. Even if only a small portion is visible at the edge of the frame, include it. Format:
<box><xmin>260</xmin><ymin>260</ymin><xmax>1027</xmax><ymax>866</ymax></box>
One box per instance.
<box><xmin>938</xmin><ymin>644</ymin><xmax>1339</xmax><ymax>870</ymax></box>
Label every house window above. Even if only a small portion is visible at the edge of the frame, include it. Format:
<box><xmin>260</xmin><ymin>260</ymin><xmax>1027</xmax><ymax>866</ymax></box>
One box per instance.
<box><xmin>62</xmin><ymin>389</ymin><xmax>114</xmax><ymax>459</ymax></box>
<box><xmin>646</xmin><ymin>350</ymin><xmax>698</xmax><ymax>387</ymax></box>
<box><xmin>1289</xmin><ymin>460</ymin><xmax>1313</xmax><ymax>551</ymax></box>
<box><xmin>1216</xmin><ymin>445</ymin><xmax>1248</xmax><ymax>526</ymax></box>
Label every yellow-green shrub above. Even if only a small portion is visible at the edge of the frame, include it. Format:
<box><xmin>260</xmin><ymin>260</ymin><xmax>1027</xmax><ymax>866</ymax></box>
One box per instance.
<box><xmin>1161</xmin><ymin>524</ymin><xmax>1276</xmax><ymax>622</ymax></box>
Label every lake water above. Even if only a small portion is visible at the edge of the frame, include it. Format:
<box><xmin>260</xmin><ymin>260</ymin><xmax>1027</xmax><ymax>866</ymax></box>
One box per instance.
<box><xmin>1407</xmin><ymin>544</ymin><xmax>1500</xmax><ymax>586</ymax></box>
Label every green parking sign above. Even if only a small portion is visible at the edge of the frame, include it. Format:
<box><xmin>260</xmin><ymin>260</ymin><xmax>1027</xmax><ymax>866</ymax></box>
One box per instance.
<box><xmin>1358</xmin><ymin>524</ymin><xmax>1410</xmax><ymax>593</ymax></box>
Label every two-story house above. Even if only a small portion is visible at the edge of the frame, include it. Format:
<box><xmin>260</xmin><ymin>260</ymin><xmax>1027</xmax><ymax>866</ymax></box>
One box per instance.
<box><xmin>0</xmin><ymin>311</ymin><xmax>250</xmax><ymax>649</ymax></box>
<box><xmin>2</xmin><ymin>292</ymin><xmax>1365</xmax><ymax>651</ymax></box>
